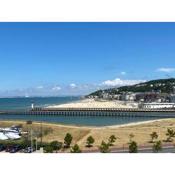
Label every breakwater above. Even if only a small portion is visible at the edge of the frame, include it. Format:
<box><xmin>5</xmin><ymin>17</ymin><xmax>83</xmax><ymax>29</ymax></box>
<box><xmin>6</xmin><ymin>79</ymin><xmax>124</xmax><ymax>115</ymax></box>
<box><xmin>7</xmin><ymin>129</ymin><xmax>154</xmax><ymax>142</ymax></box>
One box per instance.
<box><xmin>0</xmin><ymin>108</ymin><xmax>175</xmax><ymax>117</ymax></box>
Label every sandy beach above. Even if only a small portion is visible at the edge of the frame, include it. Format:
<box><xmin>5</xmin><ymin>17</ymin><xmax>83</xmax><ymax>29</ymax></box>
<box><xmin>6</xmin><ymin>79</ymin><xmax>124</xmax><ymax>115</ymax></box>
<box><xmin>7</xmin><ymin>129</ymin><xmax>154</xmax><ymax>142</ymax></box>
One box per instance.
<box><xmin>47</xmin><ymin>99</ymin><xmax>138</xmax><ymax>109</ymax></box>
<box><xmin>0</xmin><ymin>118</ymin><xmax>175</xmax><ymax>151</ymax></box>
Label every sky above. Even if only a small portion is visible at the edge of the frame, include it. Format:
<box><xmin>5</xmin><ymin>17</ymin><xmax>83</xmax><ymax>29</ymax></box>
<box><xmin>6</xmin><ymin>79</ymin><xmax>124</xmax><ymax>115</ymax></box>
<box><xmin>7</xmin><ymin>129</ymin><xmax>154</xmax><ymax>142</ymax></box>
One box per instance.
<box><xmin>0</xmin><ymin>22</ymin><xmax>175</xmax><ymax>97</ymax></box>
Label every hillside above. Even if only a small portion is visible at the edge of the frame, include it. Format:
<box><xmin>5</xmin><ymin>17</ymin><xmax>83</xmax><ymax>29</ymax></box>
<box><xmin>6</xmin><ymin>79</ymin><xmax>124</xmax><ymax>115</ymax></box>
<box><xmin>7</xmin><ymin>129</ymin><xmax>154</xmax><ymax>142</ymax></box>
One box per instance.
<box><xmin>88</xmin><ymin>78</ymin><xmax>175</xmax><ymax>97</ymax></box>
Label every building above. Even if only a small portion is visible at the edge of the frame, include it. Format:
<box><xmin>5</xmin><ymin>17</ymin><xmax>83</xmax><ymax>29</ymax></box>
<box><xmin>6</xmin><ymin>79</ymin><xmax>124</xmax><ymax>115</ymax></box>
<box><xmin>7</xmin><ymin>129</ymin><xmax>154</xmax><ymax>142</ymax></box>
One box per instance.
<box><xmin>141</xmin><ymin>103</ymin><xmax>175</xmax><ymax>109</ymax></box>
<box><xmin>112</xmin><ymin>94</ymin><xmax>121</xmax><ymax>100</ymax></box>
<box><xmin>121</xmin><ymin>93</ymin><xmax>136</xmax><ymax>101</ymax></box>
<box><xmin>170</xmin><ymin>95</ymin><xmax>175</xmax><ymax>103</ymax></box>
<box><xmin>136</xmin><ymin>92</ymin><xmax>159</xmax><ymax>102</ymax></box>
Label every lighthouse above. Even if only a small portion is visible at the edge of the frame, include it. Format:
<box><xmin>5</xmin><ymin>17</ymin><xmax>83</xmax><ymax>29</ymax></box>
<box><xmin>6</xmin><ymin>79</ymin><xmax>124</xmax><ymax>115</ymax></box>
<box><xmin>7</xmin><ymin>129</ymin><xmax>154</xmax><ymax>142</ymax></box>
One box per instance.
<box><xmin>31</xmin><ymin>103</ymin><xmax>34</xmax><ymax>110</ymax></box>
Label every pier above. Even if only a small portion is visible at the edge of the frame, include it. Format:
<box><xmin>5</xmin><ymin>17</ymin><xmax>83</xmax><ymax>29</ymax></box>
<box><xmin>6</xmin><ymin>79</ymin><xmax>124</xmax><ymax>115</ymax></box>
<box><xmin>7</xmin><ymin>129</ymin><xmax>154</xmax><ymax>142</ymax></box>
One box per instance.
<box><xmin>0</xmin><ymin>108</ymin><xmax>175</xmax><ymax>117</ymax></box>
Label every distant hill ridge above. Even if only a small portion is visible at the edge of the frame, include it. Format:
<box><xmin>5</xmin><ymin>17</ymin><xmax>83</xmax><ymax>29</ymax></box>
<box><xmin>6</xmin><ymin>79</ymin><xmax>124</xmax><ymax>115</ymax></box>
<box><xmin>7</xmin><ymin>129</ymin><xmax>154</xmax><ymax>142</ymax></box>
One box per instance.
<box><xmin>88</xmin><ymin>78</ymin><xmax>175</xmax><ymax>97</ymax></box>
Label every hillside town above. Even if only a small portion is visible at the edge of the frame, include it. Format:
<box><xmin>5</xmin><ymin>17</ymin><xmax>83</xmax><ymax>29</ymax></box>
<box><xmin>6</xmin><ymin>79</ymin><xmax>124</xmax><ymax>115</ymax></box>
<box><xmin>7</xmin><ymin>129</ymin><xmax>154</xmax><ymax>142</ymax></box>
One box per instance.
<box><xmin>87</xmin><ymin>87</ymin><xmax>175</xmax><ymax>109</ymax></box>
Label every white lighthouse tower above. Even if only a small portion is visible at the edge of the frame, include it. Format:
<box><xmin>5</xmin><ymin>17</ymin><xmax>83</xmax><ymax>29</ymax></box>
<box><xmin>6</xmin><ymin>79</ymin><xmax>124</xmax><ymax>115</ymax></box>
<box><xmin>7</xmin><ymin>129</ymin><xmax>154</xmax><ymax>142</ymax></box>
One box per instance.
<box><xmin>31</xmin><ymin>103</ymin><xmax>34</xmax><ymax>110</ymax></box>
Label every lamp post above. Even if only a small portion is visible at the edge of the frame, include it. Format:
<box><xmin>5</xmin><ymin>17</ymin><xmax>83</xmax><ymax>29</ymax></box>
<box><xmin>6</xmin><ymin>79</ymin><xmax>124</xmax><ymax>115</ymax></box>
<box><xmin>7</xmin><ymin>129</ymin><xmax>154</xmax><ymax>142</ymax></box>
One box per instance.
<box><xmin>35</xmin><ymin>137</ymin><xmax>38</xmax><ymax>151</ymax></box>
<box><xmin>31</xmin><ymin>128</ymin><xmax>33</xmax><ymax>151</ymax></box>
<box><xmin>40</xmin><ymin>121</ymin><xmax>43</xmax><ymax>146</ymax></box>
<box><xmin>26</xmin><ymin>120</ymin><xmax>33</xmax><ymax>151</ymax></box>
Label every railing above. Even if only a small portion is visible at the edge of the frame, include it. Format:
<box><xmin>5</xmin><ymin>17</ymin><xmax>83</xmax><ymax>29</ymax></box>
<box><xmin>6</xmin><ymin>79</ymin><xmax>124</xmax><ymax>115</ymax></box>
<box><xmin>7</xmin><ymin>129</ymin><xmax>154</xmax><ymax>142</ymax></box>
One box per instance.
<box><xmin>34</xmin><ymin>107</ymin><xmax>175</xmax><ymax>112</ymax></box>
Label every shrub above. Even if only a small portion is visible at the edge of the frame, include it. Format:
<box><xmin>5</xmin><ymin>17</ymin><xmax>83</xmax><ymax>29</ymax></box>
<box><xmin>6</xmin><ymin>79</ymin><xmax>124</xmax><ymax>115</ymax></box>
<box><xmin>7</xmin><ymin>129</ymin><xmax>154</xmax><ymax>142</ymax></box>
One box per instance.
<box><xmin>50</xmin><ymin>141</ymin><xmax>62</xmax><ymax>152</ymax></box>
<box><xmin>64</xmin><ymin>133</ymin><xmax>73</xmax><ymax>148</ymax></box>
<box><xmin>153</xmin><ymin>140</ymin><xmax>162</xmax><ymax>153</ymax></box>
<box><xmin>86</xmin><ymin>136</ymin><xmax>95</xmax><ymax>147</ymax></box>
<box><xmin>108</xmin><ymin>135</ymin><xmax>117</xmax><ymax>146</ymax></box>
<box><xmin>150</xmin><ymin>132</ymin><xmax>158</xmax><ymax>143</ymax></box>
<box><xmin>166</xmin><ymin>128</ymin><xmax>175</xmax><ymax>142</ymax></box>
<box><xmin>128</xmin><ymin>141</ymin><xmax>138</xmax><ymax>153</ymax></box>
<box><xmin>70</xmin><ymin>144</ymin><xmax>81</xmax><ymax>153</ymax></box>
<box><xmin>99</xmin><ymin>141</ymin><xmax>110</xmax><ymax>153</ymax></box>
<box><xmin>44</xmin><ymin>145</ymin><xmax>54</xmax><ymax>153</ymax></box>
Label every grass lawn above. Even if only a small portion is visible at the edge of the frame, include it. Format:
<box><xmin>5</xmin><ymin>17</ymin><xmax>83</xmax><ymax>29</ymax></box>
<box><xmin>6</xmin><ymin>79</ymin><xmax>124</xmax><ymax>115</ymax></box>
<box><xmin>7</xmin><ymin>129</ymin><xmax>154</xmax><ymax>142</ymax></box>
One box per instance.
<box><xmin>0</xmin><ymin>118</ymin><xmax>175</xmax><ymax>151</ymax></box>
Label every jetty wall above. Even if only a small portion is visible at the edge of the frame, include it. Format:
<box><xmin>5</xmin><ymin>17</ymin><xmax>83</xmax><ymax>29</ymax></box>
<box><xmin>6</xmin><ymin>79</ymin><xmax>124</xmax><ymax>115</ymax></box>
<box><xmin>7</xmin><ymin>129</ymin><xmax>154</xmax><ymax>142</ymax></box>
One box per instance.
<box><xmin>0</xmin><ymin>108</ymin><xmax>175</xmax><ymax>117</ymax></box>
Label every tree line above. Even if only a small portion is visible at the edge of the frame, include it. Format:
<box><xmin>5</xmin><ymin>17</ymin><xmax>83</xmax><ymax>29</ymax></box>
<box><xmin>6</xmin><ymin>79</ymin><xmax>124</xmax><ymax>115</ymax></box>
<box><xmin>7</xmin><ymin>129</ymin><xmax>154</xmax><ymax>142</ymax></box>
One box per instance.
<box><xmin>43</xmin><ymin>127</ymin><xmax>175</xmax><ymax>153</ymax></box>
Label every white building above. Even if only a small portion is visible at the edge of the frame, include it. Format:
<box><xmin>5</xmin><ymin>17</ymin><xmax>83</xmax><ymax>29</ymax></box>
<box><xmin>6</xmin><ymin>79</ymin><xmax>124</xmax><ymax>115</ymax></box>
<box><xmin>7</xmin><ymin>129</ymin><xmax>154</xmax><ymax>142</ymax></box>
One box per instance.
<box><xmin>121</xmin><ymin>93</ymin><xmax>136</xmax><ymax>101</ymax></box>
<box><xmin>113</xmin><ymin>94</ymin><xmax>121</xmax><ymax>100</ymax></box>
<box><xmin>141</xmin><ymin>103</ymin><xmax>175</xmax><ymax>109</ymax></box>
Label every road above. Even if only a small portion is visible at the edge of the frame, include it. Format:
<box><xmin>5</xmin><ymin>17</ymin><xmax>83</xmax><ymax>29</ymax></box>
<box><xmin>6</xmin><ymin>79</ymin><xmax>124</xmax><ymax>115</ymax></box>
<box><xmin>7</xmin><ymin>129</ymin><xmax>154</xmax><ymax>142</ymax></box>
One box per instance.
<box><xmin>111</xmin><ymin>146</ymin><xmax>175</xmax><ymax>153</ymax></box>
<box><xmin>1</xmin><ymin>144</ymin><xmax>175</xmax><ymax>153</ymax></box>
<box><xmin>83</xmin><ymin>144</ymin><xmax>175</xmax><ymax>153</ymax></box>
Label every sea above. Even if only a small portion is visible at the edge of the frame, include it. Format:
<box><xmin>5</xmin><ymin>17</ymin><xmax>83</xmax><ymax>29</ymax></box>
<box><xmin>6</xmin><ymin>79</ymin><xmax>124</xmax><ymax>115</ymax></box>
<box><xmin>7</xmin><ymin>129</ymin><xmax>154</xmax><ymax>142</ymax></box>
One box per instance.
<box><xmin>0</xmin><ymin>97</ymin><xmax>169</xmax><ymax>126</ymax></box>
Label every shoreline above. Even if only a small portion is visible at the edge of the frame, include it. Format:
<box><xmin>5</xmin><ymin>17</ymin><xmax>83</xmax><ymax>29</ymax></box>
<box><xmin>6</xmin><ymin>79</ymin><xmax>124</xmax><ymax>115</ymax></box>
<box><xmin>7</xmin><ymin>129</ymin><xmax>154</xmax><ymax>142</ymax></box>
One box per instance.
<box><xmin>0</xmin><ymin>117</ymin><xmax>174</xmax><ymax>129</ymax></box>
<box><xmin>104</xmin><ymin>118</ymin><xmax>174</xmax><ymax>129</ymax></box>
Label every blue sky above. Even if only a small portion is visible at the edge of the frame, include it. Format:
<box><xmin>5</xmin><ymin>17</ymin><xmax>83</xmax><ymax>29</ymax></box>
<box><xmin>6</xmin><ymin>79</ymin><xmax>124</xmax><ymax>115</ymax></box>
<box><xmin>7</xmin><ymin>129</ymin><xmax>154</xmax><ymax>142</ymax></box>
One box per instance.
<box><xmin>0</xmin><ymin>22</ymin><xmax>175</xmax><ymax>96</ymax></box>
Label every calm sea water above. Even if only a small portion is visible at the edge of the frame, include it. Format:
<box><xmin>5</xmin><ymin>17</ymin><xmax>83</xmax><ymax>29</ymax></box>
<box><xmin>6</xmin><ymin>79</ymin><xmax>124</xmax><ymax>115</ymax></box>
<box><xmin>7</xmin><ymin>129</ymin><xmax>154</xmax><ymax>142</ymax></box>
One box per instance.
<box><xmin>0</xmin><ymin>97</ymin><xmax>169</xmax><ymax>126</ymax></box>
<box><xmin>0</xmin><ymin>97</ymin><xmax>79</xmax><ymax>111</ymax></box>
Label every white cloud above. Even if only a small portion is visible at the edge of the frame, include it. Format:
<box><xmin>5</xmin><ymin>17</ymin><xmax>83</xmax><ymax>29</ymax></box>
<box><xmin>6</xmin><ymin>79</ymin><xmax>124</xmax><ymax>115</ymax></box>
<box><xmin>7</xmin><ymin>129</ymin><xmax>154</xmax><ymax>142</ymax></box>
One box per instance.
<box><xmin>120</xmin><ymin>71</ymin><xmax>126</xmax><ymax>75</ymax></box>
<box><xmin>70</xmin><ymin>83</ymin><xmax>77</xmax><ymax>88</ymax></box>
<box><xmin>102</xmin><ymin>78</ymin><xmax>146</xmax><ymax>87</ymax></box>
<box><xmin>52</xmin><ymin>86</ymin><xmax>61</xmax><ymax>91</ymax></box>
<box><xmin>157</xmin><ymin>68</ymin><xmax>175</xmax><ymax>73</ymax></box>
<box><xmin>0</xmin><ymin>78</ymin><xmax>149</xmax><ymax>97</ymax></box>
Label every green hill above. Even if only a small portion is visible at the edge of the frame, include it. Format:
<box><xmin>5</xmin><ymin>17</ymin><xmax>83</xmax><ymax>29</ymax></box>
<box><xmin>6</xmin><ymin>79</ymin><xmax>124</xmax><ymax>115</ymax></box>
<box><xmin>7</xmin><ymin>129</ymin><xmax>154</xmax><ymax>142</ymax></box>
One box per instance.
<box><xmin>88</xmin><ymin>78</ymin><xmax>175</xmax><ymax>97</ymax></box>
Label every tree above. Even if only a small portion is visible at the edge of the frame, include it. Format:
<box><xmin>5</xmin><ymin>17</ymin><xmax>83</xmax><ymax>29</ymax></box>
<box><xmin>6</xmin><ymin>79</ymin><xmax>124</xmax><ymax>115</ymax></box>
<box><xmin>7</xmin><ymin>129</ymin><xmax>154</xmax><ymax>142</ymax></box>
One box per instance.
<box><xmin>99</xmin><ymin>141</ymin><xmax>110</xmax><ymax>153</ymax></box>
<box><xmin>86</xmin><ymin>136</ymin><xmax>95</xmax><ymax>147</ymax></box>
<box><xmin>153</xmin><ymin>140</ymin><xmax>162</xmax><ymax>153</ymax></box>
<box><xmin>150</xmin><ymin>132</ymin><xmax>158</xmax><ymax>143</ymax></box>
<box><xmin>64</xmin><ymin>133</ymin><xmax>73</xmax><ymax>148</ymax></box>
<box><xmin>71</xmin><ymin>144</ymin><xmax>82</xmax><ymax>153</ymax></box>
<box><xmin>50</xmin><ymin>141</ymin><xmax>62</xmax><ymax>152</ymax></box>
<box><xmin>166</xmin><ymin>128</ymin><xmax>175</xmax><ymax>142</ymax></box>
<box><xmin>108</xmin><ymin>135</ymin><xmax>117</xmax><ymax>146</ymax></box>
<box><xmin>128</xmin><ymin>141</ymin><xmax>138</xmax><ymax>153</ymax></box>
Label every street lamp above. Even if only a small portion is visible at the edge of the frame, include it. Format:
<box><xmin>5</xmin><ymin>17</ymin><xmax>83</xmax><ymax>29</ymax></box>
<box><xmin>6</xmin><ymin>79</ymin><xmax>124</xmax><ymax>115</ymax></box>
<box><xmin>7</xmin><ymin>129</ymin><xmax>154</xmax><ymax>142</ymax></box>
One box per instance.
<box><xmin>35</xmin><ymin>137</ymin><xmax>38</xmax><ymax>151</ymax></box>
<box><xmin>26</xmin><ymin>120</ymin><xmax>33</xmax><ymax>151</ymax></box>
<box><xmin>40</xmin><ymin>121</ymin><xmax>43</xmax><ymax>146</ymax></box>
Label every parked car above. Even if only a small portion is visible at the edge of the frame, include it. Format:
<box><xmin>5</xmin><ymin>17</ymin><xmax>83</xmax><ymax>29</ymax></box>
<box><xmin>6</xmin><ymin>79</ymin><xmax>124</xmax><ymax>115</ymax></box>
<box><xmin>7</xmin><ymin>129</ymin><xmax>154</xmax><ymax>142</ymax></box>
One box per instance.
<box><xmin>0</xmin><ymin>144</ymin><xmax>6</xmax><ymax>152</ymax></box>
<box><xmin>10</xmin><ymin>145</ymin><xmax>22</xmax><ymax>153</ymax></box>
<box><xmin>6</xmin><ymin>145</ymin><xmax>14</xmax><ymax>152</ymax></box>
<box><xmin>23</xmin><ymin>147</ymin><xmax>35</xmax><ymax>153</ymax></box>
